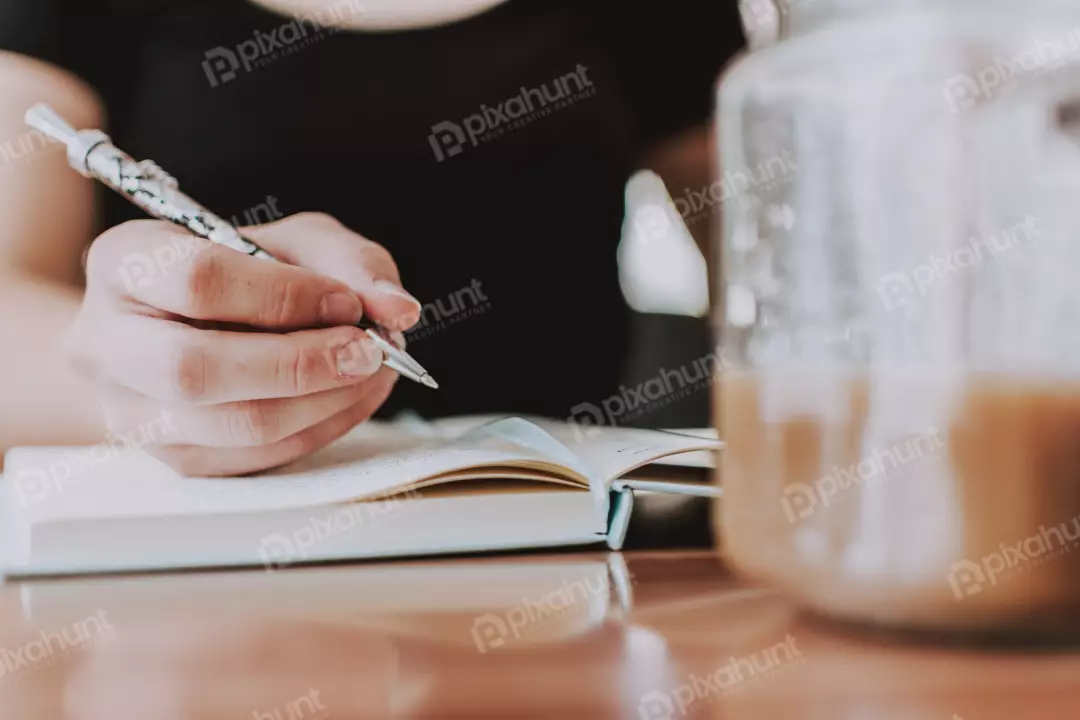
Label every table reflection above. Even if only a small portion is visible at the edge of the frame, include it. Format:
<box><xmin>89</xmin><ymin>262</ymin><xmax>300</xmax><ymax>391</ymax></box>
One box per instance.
<box><xmin>0</xmin><ymin>552</ymin><xmax>1076</xmax><ymax>719</ymax></box>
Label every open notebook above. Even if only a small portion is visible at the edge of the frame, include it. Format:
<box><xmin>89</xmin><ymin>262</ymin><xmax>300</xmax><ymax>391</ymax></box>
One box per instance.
<box><xmin>0</xmin><ymin>417</ymin><xmax>720</xmax><ymax>577</ymax></box>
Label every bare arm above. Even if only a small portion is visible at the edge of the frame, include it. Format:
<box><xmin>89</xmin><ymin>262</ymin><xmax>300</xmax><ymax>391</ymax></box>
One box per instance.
<box><xmin>0</xmin><ymin>52</ymin><xmax>108</xmax><ymax>452</ymax></box>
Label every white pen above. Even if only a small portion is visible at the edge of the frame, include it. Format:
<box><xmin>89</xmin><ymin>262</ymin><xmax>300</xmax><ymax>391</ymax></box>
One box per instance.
<box><xmin>25</xmin><ymin>104</ymin><xmax>438</xmax><ymax>390</ymax></box>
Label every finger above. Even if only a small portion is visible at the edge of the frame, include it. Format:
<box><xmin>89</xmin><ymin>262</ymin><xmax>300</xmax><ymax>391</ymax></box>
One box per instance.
<box><xmin>101</xmin><ymin>382</ymin><xmax>381</xmax><ymax>448</ymax></box>
<box><xmin>71</xmin><ymin>313</ymin><xmax>386</xmax><ymax>404</ymax></box>
<box><xmin>242</xmin><ymin>213</ymin><xmax>422</xmax><ymax>332</ymax></box>
<box><xmin>85</xmin><ymin>220</ymin><xmax>365</xmax><ymax>330</ymax></box>
<box><xmin>150</xmin><ymin>368</ymin><xmax>397</xmax><ymax>476</ymax></box>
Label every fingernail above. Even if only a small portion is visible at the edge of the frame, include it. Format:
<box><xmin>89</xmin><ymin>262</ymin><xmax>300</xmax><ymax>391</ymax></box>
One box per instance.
<box><xmin>373</xmin><ymin>282</ymin><xmax>419</xmax><ymax>330</ymax></box>
<box><xmin>336</xmin><ymin>337</ymin><xmax>383</xmax><ymax>377</ymax></box>
<box><xmin>321</xmin><ymin>293</ymin><xmax>363</xmax><ymax>326</ymax></box>
<box><xmin>375</xmin><ymin>279</ymin><xmax>419</xmax><ymax>305</ymax></box>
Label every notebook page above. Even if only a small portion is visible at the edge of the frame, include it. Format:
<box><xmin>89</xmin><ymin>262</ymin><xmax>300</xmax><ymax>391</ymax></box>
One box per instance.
<box><xmin>429</xmin><ymin>416</ymin><xmax>720</xmax><ymax>469</ymax></box>
<box><xmin>544</xmin><ymin>425</ymin><xmax>721</xmax><ymax>481</ymax></box>
<box><xmin>4</xmin><ymin>432</ymin><xmax>570</xmax><ymax>523</ymax></box>
<box><xmin>448</xmin><ymin>418</ymin><xmax>720</xmax><ymax>491</ymax></box>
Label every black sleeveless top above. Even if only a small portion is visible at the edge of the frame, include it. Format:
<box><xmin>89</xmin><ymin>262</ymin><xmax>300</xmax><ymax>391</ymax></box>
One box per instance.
<box><xmin>1</xmin><ymin>0</ymin><xmax>745</xmax><ymax>418</ymax></box>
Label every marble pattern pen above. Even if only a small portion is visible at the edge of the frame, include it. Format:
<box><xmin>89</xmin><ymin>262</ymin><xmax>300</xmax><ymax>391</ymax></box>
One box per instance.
<box><xmin>25</xmin><ymin>104</ymin><xmax>438</xmax><ymax>390</ymax></box>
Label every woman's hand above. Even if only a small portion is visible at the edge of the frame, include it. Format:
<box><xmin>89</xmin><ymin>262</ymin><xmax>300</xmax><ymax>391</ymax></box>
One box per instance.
<box><xmin>66</xmin><ymin>212</ymin><xmax>422</xmax><ymax>476</ymax></box>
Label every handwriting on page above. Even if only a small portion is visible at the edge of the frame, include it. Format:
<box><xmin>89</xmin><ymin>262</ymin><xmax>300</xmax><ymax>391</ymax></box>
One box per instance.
<box><xmin>614</xmin><ymin>444</ymin><xmax>664</xmax><ymax>458</ymax></box>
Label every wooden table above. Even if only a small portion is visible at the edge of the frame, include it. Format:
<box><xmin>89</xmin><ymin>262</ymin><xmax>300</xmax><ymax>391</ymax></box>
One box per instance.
<box><xmin>1</xmin><ymin>550</ymin><xmax>1078</xmax><ymax>719</ymax></box>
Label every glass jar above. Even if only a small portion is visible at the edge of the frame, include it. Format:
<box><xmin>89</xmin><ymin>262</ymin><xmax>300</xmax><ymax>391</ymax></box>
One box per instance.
<box><xmin>714</xmin><ymin>0</ymin><xmax>1080</xmax><ymax>639</ymax></box>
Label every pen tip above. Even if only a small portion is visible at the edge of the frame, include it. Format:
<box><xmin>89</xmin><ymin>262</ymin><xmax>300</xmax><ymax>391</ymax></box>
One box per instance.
<box><xmin>420</xmin><ymin>374</ymin><xmax>439</xmax><ymax>390</ymax></box>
